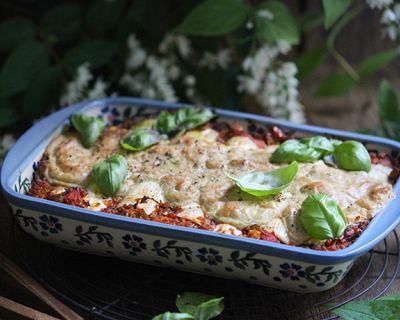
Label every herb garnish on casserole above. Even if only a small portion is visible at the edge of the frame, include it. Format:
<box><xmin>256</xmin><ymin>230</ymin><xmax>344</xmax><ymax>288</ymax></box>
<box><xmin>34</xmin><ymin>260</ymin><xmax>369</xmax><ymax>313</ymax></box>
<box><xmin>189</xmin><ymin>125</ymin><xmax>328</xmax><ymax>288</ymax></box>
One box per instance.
<box><xmin>27</xmin><ymin>107</ymin><xmax>398</xmax><ymax>251</ymax></box>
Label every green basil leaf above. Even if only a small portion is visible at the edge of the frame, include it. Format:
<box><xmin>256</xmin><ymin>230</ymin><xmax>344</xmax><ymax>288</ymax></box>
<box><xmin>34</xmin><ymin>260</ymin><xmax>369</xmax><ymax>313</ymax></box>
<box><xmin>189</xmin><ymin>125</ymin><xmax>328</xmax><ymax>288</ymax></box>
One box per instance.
<box><xmin>156</xmin><ymin>111</ymin><xmax>177</xmax><ymax>134</ymax></box>
<box><xmin>176</xmin><ymin>292</ymin><xmax>217</xmax><ymax>315</ymax></box>
<box><xmin>331</xmin><ymin>292</ymin><xmax>400</xmax><ymax>320</ymax></box>
<box><xmin>227</xmin><ymin>161</ymin><xmax>298</xmax><ymax>197</ymax></box>
<box><xmin>270</xmin><ymin>140</ymin><xmax>324</xmax><ymax>163</ymax></box>
<box><xmin>300</xmin><ymin>136</ymin><xmax>335</xmax><ymax>153</ymax></box>
<box><xmin>333</xmin><ymin>140</ymin><xmax>371</xmax><ymax>172</ymax></box>
<box><xmin>176</xmin><ymin>292</ymin><xmax>224</xmax><ymax>320</ymax></box>
<box><xmin>120</xmin><ymin>128</ymin><xmax>162</xmax><ymax>151</ymax></box>
<box><xmin>175</xmin><ymin>0</ymin><xmax>249</xmax><ymax>36</ymax></box>
<box><xmin>322</xmin><ymin>0</ymin><xmax>353</xmax><ymax>29</ymax></box>
<box><xmin>193</xmin><ymin>298</ymin><xmax>224</xmax><ymax>320</ymax></box>
<box><xmin>152</xmin><ymin>312</ymin><xmax>194</xmax><ymax>320</ymax></box>
<box><xmin>70</xmin><ymin>113</ymin><xmax>106</xmax><ymax>148</ymax></box>
<box><xmin>300</xmin><ymin>194</ymin><xmax>347</xmax><ymax>240</ymax></box>
<box><xmin>156</xmin><ymin>108</ymin><xmax>215</xmax><ymax>134</ymax></box>
<box><xmin>92</xmin><ymin>154</ymin><xmax>128</xmax><ymax>196</ymax></box>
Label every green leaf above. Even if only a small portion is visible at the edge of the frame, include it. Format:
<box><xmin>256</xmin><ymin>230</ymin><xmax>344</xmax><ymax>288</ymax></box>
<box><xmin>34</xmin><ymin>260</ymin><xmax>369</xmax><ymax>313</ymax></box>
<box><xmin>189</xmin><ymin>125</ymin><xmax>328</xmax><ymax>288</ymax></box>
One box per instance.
<box><xmin>41</xmin><ymin>4</ymin><xmax>83</xmax><ymax>45</ymax></box>
<box><xmin>152</xmin><ymin>312</ymin><xmax>194</xmax><ymax>320</ymax></box>
<box><xmin>0</xmin><ymin>40</ymin><xmax>49</xmax><ymax>98</ymax></box>
<box><xmin>314</xmin><ymin>72</ymin><xmax>357</xmax><ymax>97</ymax></box>
<box><xmin>297</xmin><ymin>11</ymin><xmax>324</xmax><ymax>32</ymax></box>
<box><xmin>92</xmin><ymin>154</ymin><xmax>128</xmax><ymax>196</ymax></box>
<box><xmin>358</xmin><ymin>49</ymin><xmax>399</xmax><ymax>78</ymax></box>
<box><xmin>85</xmin><ymin>0</ymin><xmax>127</xmax><ymax>35</ymax></box>
<box><xmin>176</xmin><ymin>292</ymin><xmax>224</xmax><ymax>320</ymax></box>
<box><xmin>175</xmin><ymin>0</ymin><xmax>249</xmax><ymax>36</ymax></box>
<box><xmin>0</xmin><ymin>98</ymin><xmax>19</xmax><ymax>127</ymax></box>
<box><xmin>331</xmin><ymin>292</ymin><xmax>400</xmax><ymax>320</ymax></box>
<box><xmin>120</xmin><ymin>128</ymin><xmax>162</xmax><ymax>151</ymax></box>
<box><xmin>322</xmin><ymin>0</ymin><xmax>353</xmax><ymax>29</ymax></box>
<box><xmin>156</xmin><ymin>108</ymin><xmax>215</xmax><ymax>135</ymax></box>
<box><xmin>22</xmin><ymin>67</ymin><xmax>62</xmax><ymax>121</ymax></box>
<box><xmin>300</xmin><ymin>136</ymin><xmax>335</xmax><ymax>153</ymax></box>
<box><xmin>176</xmin><ymin>292</ymin><xmax>216</xmax><ymax>315</ymax></box>
<box><xmin>381</xmin><ymin>120</ymin><xmax>400</xmax><ymax>140</ymax></box>
<box><xmin>270</xmin><ymin>140</ymin><xmax>324</xmax><ymax>163</ymax></box>
<box><xmin>0</xmin><ymin>18</ymin><xmax>35</xmax><ymax>51</ymax></box>
<box><xmin>193</xmin><ymin>298</ymin><xmax>224</xmax><ymax>320</ymax></box>
<box><xmin>226</xmin><ymin>161</ymin><xmax>298</xmax><ymax>197</ymax></box>
<box><xmin>296</xmin><ymin>47</ymin><xmax>326</xmax><ymax>81</ymax></box>
<box><xmin>63</xmin><ymin>39</ymin><xmax>117</xmax><ymax>69</ymax></box>
<box><xmin>378</xmin><ymin>80</ymin><xmax>399</xmax><ymax>123</ymax></box>
<box><xmin>333</xmin><ymin>141</ymin><xmax>371</xmax><ymax>172</ymax></box>
<box><xmin>300</xmin><ymin>194</ymin><xmax>347</xmax><ymax>240</ymax></box>
<box><xmin>255</xmin><ymin>1</ymin><xmax>300</xmax><ymax>44</ymax></box>
<box><xmin>70</xmin><ymin>113</ymin><xmax>106</xmax><ymax>148</ymax></box>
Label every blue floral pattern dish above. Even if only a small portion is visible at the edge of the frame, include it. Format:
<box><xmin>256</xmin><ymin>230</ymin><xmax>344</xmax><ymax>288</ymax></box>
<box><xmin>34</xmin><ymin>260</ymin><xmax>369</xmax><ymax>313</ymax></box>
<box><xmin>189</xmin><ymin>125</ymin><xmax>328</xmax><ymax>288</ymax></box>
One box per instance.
<box><xmin>2</xmin><ymin>97</ymin><xmax>400</xmax><ymax>292</ymax></box>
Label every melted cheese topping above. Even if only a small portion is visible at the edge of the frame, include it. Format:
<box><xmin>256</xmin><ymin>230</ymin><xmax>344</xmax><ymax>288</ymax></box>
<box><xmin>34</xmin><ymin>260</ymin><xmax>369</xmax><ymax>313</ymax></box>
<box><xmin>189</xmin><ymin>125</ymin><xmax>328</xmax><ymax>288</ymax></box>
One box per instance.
<box><xmin>44</xmin><ymin>126</ymin><xmax>396</xmax><ymax>244</ymax></box>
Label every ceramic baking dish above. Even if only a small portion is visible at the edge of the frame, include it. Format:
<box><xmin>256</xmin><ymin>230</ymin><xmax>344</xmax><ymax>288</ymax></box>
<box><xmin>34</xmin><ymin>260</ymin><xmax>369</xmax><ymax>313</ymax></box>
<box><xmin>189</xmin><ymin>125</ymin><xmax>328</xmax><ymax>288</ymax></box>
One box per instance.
<box><xmin>2</xmin><ymin>97</ymin><xmax>400</xmax><ymax>292</ymax></box>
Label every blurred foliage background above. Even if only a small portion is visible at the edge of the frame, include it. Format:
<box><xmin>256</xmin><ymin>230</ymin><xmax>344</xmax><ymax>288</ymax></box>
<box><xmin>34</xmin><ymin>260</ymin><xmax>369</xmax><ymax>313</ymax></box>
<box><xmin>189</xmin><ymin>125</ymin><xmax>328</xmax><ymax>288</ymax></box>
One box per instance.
<box><xmin>0</xmin><ymin>0</ymin><xmax>399</xmax><ymax>156</ymax></box>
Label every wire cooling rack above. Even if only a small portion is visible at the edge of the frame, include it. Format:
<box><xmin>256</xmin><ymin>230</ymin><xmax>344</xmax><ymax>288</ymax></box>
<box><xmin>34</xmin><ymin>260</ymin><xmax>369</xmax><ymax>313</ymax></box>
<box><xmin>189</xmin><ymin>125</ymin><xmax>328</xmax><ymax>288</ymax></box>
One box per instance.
<box><xmin>12</xmin><ymin>221</ymin><xmax>399</xmax><ymax>320</ymax></box>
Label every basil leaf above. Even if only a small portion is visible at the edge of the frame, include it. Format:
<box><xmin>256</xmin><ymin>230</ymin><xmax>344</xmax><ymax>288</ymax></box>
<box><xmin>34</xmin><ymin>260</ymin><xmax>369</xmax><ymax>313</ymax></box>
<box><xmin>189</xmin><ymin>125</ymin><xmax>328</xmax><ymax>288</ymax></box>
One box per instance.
<box><xmin>70</xmin><ymin>113</ymin><xmax>106</xmax><ymax>148</ymax></box>
<box><xmin>333</xmin><ymin>140</ymin><xmax>371</xmax><ymax>172</ymax></box>
<box><xmin>92</xmin><ymin>154</ymin><xmax>128</xmax><ymax>196</ymax></box>
<box><xmin>193</xmin><ymin>298</ymin><xmax>224</xmax><ymax>320</ymax></box>
<box><xmin>156</xmin><ymin>111</ymin><xmax>177</xmax><ymax>134</ymax></box>
<box><xmin>176</xmin><ymin>292</ymin><xmax>224</xmax><ymax>320</ymax></box>
<box><xmin>227</xmin><ymin>161</ymin><xmax>298</xmax><ymax>197</ymax></box>
<box><xmin>152</xmin><ymin>312</ymin><xmax>194</xmax><ymax>320</ymax></box>
<box><xmin>156</xmin><ymin>108</ymin><xmax>215</xmax><ymax>135</ymax></box>
<box><xmin>300</xmin><ymin>194</ymin><xmax>347</xmax><ymax>240</ymax></box>
<box><xmin>300</xmin><ymin>136</ymin><xmax>335</xmax><ymax>153</ymax></box>
<box><xmin>270</xmin><ymin>140</ymin><xmax>323</xmax><ymax>163</ymax></box>
<box><xmin>120</xmin><ymin>128</ymin><xmax>162</xmax><ymax>151</ymax></box>
<box><xmin>331</xmin><ymin>292</ymin><xmax>400</xmax><ymax>320</ymax></box>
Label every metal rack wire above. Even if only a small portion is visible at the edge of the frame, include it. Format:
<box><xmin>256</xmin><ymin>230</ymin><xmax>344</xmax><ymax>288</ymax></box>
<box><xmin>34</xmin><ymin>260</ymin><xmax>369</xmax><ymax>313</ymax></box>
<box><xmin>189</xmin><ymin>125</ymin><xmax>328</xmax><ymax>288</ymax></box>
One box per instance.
<box><xmin>13</xmin><ymin>222</ymin><xmax>400</xmax><ymax>320</ymax></box>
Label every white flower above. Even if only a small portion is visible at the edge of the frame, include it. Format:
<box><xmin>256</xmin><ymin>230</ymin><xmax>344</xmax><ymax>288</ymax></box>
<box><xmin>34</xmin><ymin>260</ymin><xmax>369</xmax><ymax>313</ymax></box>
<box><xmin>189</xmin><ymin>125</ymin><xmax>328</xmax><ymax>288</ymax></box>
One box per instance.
<box><xmin>87</xmin><ymin>79</ymin><xmax>108</xmax><ymax>100</ymax></box>
<box><xmin>199</xmin><ymin>49</ymin><xmax>231</xmax><ymax>70</ymax></box>
<box><xmin>366</xmin><ymin>0</ymin><xmax>393</xmax><ymax>9</ymax></box>
<box><xmin>237</xmin><ymin>43</ymin><xmax>305</xmax><ymax>123</ymax></box>
<box><xmin>60</xmin><ymin>63</ymin><xmax>109</xmax><ymax>106</ymax></box>
<box><xmin>126</xmin><ymin>34</ymin><xmax>147</xmax><ymax>70</ymax></box>
<box><xmin>257</xmin><ymin>9</ymin><xmax>274</xmax><ymax>20</ymax></box>
<box><xmin>158</xmin><ymin>34</ymin><xmax>192</xmax><ymax>59</ymax></box>
<box><xmin>246</xmin><ymin>21</ymin><xmax>254</xmax><ymax>29</ymax></box>
<box><xmin>0</xmin><ymin>134</ymin><xmax>16</xmax><ymax>155</ymax></box>
<box><xmin>381</xmin><ymin>8</ymin><xmax>397</xmax><ymax>23</ymax></box>
<box><xmin>184</xmin><ymin>75</ymin><xmax>196</xmax><ymax>86</ymax></box>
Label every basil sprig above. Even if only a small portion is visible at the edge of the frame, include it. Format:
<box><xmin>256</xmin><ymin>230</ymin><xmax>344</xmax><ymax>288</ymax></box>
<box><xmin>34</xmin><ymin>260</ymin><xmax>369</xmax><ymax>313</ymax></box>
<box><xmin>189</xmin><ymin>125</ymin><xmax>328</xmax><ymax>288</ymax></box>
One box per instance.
<box><xmin>70</xmin><ymin>113</ymin><xmax>106</xmax><ymax>148</ymax></box>
<box><xmin>156</xmin><ymin>107</ymin><xmax>215</xmax><ymax>135</ymax></box>
<box><xmin>333</xmin><ymin>140</ymin><xmax>371</xmax><ymax>172</ymax></box>
<box><xmin>120</xmin><ymin>128</ymin><xmax>162</xmax><ymax>151</ymax></box>
<box><xmin>92</xmin><ymin>154</ymin><xmax>128</xmax><ymax>196</ymax></box>
<box><xmin>300</xmin><ymin>194</ymin><xmax>347</xmax><ymax>240</ymax></box>
<box><xmin>271</xmin><ymin>136</ymin><xmax>371</xmax><ymax>172</ymax></box>
<box><xmin>153</xmin><ymin>292</ymin><xmax>224</xmax><ymax>320</ymax></box>
<box><xmin>226</xmin><ymin>161</ymin><xmax>298</xmax><ymax>197</ymax></box>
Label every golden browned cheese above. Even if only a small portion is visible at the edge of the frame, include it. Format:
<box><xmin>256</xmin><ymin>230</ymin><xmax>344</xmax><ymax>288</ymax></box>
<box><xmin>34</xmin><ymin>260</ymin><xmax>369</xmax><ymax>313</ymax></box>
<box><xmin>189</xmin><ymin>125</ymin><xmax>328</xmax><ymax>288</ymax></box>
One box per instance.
<box><xmin>44</xmin><ymin>126</ymin><xmax>396</xmax><ymax>244</ymax></box>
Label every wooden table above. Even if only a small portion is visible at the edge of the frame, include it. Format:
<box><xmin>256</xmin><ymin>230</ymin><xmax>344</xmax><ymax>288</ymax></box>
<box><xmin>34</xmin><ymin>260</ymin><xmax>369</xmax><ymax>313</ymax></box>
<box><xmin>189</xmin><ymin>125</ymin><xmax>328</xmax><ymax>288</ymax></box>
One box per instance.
<box><xmin>0</xmin><ymin>191</ymin><xmax>399</xmax><ymax>319</ymax></box>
